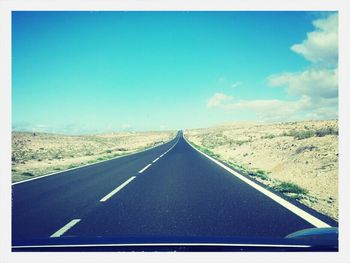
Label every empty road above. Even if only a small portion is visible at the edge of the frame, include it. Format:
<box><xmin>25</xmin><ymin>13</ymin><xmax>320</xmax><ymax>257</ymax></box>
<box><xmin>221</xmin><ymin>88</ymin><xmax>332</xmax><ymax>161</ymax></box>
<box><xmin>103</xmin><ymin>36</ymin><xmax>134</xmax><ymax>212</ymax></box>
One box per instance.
<box><xmin>12</xmin><ymin>131</ymin><xmax>336</xmax><ymax>246</ymax></box>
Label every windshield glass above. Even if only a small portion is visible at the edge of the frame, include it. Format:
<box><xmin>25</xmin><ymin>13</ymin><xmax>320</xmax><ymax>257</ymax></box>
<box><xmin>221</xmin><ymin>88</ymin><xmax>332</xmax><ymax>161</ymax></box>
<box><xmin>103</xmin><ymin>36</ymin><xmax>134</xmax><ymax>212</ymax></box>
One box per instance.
<box><xmin>11</xmin><ymin>11</ymin><xmax>338</xmax><ymax>252</ymax></box>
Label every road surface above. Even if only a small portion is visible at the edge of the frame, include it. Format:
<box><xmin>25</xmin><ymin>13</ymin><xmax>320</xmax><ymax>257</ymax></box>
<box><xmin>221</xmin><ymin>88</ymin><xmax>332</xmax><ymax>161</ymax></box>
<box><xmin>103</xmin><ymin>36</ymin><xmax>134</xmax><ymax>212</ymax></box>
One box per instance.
<box><xmin>12</xmin><ymin>131</ymin><xmax>336</xmax><ymax>245</ymax></box>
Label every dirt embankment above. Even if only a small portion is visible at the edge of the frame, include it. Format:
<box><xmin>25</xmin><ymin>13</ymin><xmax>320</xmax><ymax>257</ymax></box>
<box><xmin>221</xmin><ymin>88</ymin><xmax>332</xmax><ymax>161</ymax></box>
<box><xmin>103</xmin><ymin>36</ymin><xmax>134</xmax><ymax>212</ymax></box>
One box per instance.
<box><xmin>12</xmin><ymin>131</ymin><xmax>176</xmax><ymax>183</ymax></box>
<box><xmin>185</xmin><ymin>120</ymin><xmax>338</xmax><ymax>220</ymax></box>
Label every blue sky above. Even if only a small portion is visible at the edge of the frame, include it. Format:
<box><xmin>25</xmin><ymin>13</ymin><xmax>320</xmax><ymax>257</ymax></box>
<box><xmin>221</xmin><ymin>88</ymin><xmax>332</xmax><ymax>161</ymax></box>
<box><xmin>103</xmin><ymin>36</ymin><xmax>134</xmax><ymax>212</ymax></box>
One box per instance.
<box><xmin>12</xmin><ymin>11</ymin><xmax>338</xmax><ymax>134</ymax></box>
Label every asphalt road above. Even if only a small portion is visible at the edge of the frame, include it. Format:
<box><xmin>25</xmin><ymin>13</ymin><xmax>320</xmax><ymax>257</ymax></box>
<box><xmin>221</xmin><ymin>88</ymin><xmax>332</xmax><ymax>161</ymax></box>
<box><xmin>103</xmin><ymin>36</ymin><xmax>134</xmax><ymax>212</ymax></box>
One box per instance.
<box><xmin>12</xmin><ymin>131</ymin><xmax>336</xmax><ymax>245</ymax></box>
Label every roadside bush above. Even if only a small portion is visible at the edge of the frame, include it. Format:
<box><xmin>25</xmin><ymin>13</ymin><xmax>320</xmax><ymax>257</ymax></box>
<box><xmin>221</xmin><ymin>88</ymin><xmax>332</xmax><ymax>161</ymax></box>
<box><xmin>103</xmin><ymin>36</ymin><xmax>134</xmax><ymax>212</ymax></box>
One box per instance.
<box><xmin>53</xmin><ymin>154</ymin><xmax>63</xmax><ymax>159</ymax></box>
<box><xmin>295</xmin><ymin>145</ymin><xmax>318</xmax><ymax>154</ymax></box>
<box><xmin>261</xmin><ymin>134</ymin><xmax>276</xmax><ymax>139</ymax></box>
<box><xmin>283</xmin><ymin>126</ymin><xmax>338</xmax><ymax>140</ymax></box>
<box><xmin>290</xmin><ymin>130</ymin><xmax>315</xmax><ymax>140</ymax></box>
<box><xmin>315</xmin><ymin>126</ymin><xmax>338</xmax><ymax>137</ymax></box>
<box><xmin>274</xmin><ymin>181</ymin><xmax>308</xmax><ymax>195</ymax></box>
<box><xmin>248</xmin><ymin>170</ymin><xmax>269</xmax><ymax>180</ymax></box>
<box><xmin>235</xmin><ymin>140</ymin><xmax>251</xmax><ymax>146</ymax></box>
<box><xmin>228</xmin><ymin>161</ymin><xmax>247</xmax><ymax>173</ymax></box>
<box><xmin>68</xmin><ymin>164</ymin><xmax>77</xmax><ymax>169</ymax></box>
<box><xmin>21</xmin><ymin>172</ymin><xmax>34</xmax><ymax>177</ymax></box>
<box><xmin>115</xmin><ymin>147</ymin><xmax>128</xmax><ymax>151</ymax></box>
<box><xmin>201</xmin><ymin>147</ymin><xmax>220</xmax><ymax>158</ymax></box>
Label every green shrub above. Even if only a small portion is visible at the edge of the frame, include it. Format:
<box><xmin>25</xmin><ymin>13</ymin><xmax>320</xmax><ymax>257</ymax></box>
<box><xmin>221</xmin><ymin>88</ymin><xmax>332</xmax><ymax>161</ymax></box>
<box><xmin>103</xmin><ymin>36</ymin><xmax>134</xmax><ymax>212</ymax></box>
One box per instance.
<box><xmin>295</xmin><ymin>145</ymin><xmax>318</xmax><ymax>154</ymax></box>
<box><xmin>261</xmin><ymin>134</ymin><xmax>276</xmax><ymax>139</ymax></box>
<box><xmin>201</xmin><ymin>147</ymin><xmax>220</xmax><ymax>158</ymax></box>
<box><xmin>274</xmin><ymin>182</ymin><xmax>308</xmax><ymax>195</ymax></box>
<box><xmin>116</xmin><ymin>147</ymin><xmax>127</xmax><ymax>151</ymax></box>
<box><xmin>291</xmin><ymin>130</ymin><xmax>315</xmax><ymax>140</ymax></box>
<box><xmin>248</xmin><ymin>170</ymin><xmax>269</xmax><ymax>180</ymax></box>
<box><xmin>283</xmin><ymin>126</ymin><xmax>338</xmax><ymax>140</ymax></box>
<box><xmin>315</xmin><ymin>127</ymin><xmax>338</xmax><ymax>137</ymax></box>
<box><xmin>228</xmin><ymin>161</ymin><xmax>247</xmax><ymax>172</ymax></box>
<box><xmin>21</xmin><ymin>172</ymin><xmax>34</xmax><ymax>177</ymax></box>
<box><xmin>235</xmin><ymin>140</ymin><xmax>250</xmax><ymax>146</ymax></box>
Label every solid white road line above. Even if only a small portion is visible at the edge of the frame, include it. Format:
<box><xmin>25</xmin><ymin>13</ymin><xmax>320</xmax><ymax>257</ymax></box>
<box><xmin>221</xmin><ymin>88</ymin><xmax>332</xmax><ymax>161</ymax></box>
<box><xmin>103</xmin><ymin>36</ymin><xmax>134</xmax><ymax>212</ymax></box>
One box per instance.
<box><xmin>183</xmin><ymin>135</ymin><xmax>331</xmax><ymax>228</ymax></box>
<box><xmin>50</xmin><ymin>219</ymin><xmax>81</xmax><ymax>238</ymax></box>
<box><xmin>100</xmin><ymin>176</ymin><xmax>136</xmax><ymax>202</ymax></box>
<box><xmin>138</xmin><ymin>164</ymin><xmax>152</xmax><ymax>174</ymax></box>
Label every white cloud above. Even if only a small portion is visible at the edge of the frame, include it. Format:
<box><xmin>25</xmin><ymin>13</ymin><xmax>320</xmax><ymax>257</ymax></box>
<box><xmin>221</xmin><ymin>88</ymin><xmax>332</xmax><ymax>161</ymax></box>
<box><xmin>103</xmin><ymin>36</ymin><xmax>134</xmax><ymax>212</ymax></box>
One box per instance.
<box><xmin>209</xmin><ymin>95</ymin><xmax>309</xmax><ymax>120</ymax></box>
<box><xmin>268</xmin><ymin>68</ymin><xmax>338</xmax><ymax>99</ymax></box>
<box><xmin>207</xmin><ymin>13</ymin><xmax>338</xmax><ymax>121</ymax></box>
<box><xmin>207</xmin><ymin>93</ymin><xmax>233</xmax><ymax>108</ymax></box>
<box><xmin>206</xmin><ymin>94</ymin><xmax>338</xmax><ymax>121</ymax></box>
<box><xmin>291</xmin><ymin>13</ymin><xmax>338</xmax><ymax>67</ymax></box>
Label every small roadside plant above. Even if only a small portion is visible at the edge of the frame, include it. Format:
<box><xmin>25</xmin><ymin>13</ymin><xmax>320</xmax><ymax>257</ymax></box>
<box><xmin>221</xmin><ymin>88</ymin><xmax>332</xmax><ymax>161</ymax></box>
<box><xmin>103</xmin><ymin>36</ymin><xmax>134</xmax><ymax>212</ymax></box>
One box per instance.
<box><xmin>248</xmin><ymin>170</ymin><xmax>269</xmax><ymax>180</ymax></box>
<box><xmin>21</xmin><ymin>172</ymin><xmax>34</xmax><ymax>177</ymax></box>
<box><xmin>274</xmin><ymin>181</ymin><xmax>308</xmax><ymax>195</ymax></box>
<box><xmin>295</xmin><ymin>145</ymin><xmax>318</xmax><ymax>154</ymax></box>
<box><xmin>261</xmin><ymin>134</ymin><xmax>276</xmax><ymax>139</ymax></box>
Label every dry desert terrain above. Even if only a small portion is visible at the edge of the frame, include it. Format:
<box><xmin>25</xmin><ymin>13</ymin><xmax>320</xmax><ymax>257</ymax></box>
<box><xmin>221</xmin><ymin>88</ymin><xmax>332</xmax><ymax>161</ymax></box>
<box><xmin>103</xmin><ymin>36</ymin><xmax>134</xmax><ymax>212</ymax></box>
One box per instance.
<box><xmin>185</xmin><ymin>120</ymin><xmax>338</xmax><ymax>220</ymax></box>
<box><xmin>12</xmin><ymin>130</ymin><xmax>176</xmax><ymax>183</ymax></box>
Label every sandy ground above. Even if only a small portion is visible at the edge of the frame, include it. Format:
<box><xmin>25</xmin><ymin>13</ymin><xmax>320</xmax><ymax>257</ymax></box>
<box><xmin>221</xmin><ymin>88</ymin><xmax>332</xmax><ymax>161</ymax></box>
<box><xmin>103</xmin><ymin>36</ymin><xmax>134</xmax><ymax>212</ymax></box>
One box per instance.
<box><xmin>12</xmin><ymin>131</ymin><xmax>176</xmax><ymax>183</ymax></box>
<box><xmin>185</xmin><ymin>120</ymin><xmax>338</xmax><ymax>220</ymax></box>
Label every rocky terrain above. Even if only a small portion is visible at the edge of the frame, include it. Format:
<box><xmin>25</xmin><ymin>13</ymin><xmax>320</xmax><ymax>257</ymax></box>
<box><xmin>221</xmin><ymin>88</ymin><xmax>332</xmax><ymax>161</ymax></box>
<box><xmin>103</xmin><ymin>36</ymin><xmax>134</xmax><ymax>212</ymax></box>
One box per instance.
<box><xmin>12</xmin><ymin>130</ymin><xmax>176</xmax><ymax>183</ymax></box>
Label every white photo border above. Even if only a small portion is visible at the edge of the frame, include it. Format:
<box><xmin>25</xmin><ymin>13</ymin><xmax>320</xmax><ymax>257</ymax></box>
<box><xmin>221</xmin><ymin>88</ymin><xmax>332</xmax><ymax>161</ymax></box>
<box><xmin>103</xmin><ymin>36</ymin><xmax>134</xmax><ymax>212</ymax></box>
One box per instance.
<box><xmin>0</xmin><ymin>1</ymin><xmax>348</xmax><ymax>263</ymax></box>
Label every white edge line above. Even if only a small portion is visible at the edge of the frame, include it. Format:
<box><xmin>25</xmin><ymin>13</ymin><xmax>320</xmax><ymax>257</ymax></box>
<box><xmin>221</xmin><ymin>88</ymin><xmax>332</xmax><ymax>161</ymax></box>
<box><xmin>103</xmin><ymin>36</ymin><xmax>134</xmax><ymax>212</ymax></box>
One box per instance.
<box><xmin>100</xmin><ymin>176</ymin><xmax>136</xmax><ymax>202</ymax></box>
<box><xmin>50</xmin><ymin>219</ymin><xmax>81</xmax><ymax>238</ymax></box>
<box><xmin>12</xmin><ymin>134</ymin><xmax>178</xmax><ymax>186</ymax></box>
<box><xmin>183</xmin><ymin>134</ymin><xmax>331</xmax><ymax>228</ymax></box>
<box><xmin>12</xmin><ymin>242</ymin><xmax>310</xmax><ymax>249</ymax></box>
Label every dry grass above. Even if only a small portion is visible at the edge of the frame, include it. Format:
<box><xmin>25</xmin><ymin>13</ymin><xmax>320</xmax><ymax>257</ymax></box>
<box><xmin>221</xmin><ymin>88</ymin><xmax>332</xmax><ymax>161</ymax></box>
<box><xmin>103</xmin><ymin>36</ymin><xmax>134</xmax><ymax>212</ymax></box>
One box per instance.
<box><xmin>12</xmin><ymin>130</ymin><xmax>176</xmax><ymax>183</ymax></box>
<box><xmin>185</xmin><ymin>119</ymin><xmax>338</xmax><ymax>220</ymax></box>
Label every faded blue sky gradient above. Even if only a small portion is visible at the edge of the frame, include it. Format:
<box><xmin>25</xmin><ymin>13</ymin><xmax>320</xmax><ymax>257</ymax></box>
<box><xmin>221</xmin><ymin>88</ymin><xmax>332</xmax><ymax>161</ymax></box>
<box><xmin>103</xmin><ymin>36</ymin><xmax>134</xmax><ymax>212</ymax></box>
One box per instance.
<box><xmin>12</xmin><ymin>11</ymin><xmax>337</xmax><ymax>134</ymax></box>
